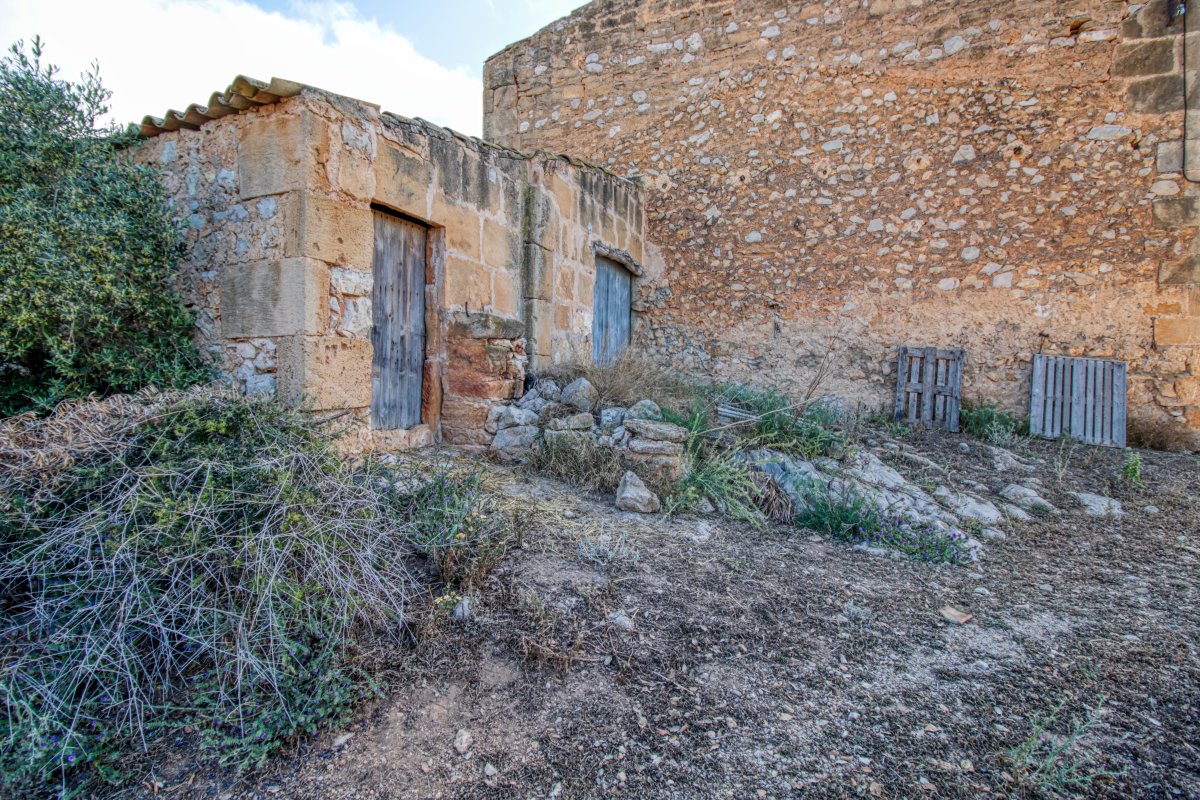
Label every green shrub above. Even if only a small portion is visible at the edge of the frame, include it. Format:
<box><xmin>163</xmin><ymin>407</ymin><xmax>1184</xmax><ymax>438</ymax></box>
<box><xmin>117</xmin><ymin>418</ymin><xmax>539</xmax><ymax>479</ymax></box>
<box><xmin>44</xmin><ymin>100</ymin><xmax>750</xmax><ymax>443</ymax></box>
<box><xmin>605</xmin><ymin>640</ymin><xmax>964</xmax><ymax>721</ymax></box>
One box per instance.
<box><xmin>793</xmin><ymin>482</ymin><xmax>969</xmax><ymax>564</ymax></box>
<box><xmin>0</xmin><ymin>38</ymin><xmax>207</xmax><ymax>416</ymax></box>
<box><xmin>719</xmin><ymin>384</ymin><xmax>846</xmax><ymax>459</ymax></box>
<box><xmin>667</xmin><ymin>445</ymin><xmax>766</xmax><ymax>527</ymax></box>
<box><xmin>960</xmin><ymin>399</ymin><xmax>1028</xmax><ymax>444</ymax></box>
<box><xmin>1006</xmin><ymin>698</ymin><xmax>1123</xmax><ymax>795</ymax></box>
<box><xmin>0</xmin><ymin>389</ymin><xmax>496</xmax><ymax>795</ymax></box>
<box><xmin>793</xmin><ymin>481</ymin><xmax>881</xmax><ymax>539</ymax></box>
<box><xmin>1121</xmin><ymin>451</ymin><xmax>1142</xmax><ymax>485</ymax></box>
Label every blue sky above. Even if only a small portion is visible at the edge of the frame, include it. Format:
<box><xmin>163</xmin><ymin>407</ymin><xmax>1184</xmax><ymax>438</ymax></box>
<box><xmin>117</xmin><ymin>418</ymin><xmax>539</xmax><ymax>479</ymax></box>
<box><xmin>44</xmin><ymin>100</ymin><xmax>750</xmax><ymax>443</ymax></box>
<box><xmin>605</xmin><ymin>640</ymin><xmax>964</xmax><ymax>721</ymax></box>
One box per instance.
<box><xmin>0</xmin><ymin>0</ymin><xmax>581</xmax><ymax>135</ymax></box>
<box><xmin>254</xmin><ymin>0</ymin><xmax>581</xmax><ymax>71</ymax></box>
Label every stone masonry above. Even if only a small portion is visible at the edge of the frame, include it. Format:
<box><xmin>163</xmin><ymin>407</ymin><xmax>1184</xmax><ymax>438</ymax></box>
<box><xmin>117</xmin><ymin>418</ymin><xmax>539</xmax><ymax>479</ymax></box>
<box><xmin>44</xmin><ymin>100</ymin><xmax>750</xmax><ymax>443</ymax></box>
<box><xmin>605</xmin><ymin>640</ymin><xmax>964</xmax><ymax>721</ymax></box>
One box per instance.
<box><xmin>485</xmin><ymin>0</ymin><xmax>1200</xmax><ymax>430</ymax></box>
<box><xmin>136</xmin><ymin>80</ymin><xmax>649</xmax><ymax>448</ymax></box>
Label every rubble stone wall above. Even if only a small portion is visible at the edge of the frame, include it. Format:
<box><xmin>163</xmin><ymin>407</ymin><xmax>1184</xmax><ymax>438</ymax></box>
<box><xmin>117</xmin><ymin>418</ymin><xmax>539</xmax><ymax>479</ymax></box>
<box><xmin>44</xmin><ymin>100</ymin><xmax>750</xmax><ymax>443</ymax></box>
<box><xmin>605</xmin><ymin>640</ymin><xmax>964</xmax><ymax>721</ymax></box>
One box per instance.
<box><xmin>136</xmin><ymin>87</ymin><xmax>646</xmax><ymax>448</ymax></box>
<box><xmin>485</xmin><ymin>0</ymin><xmax>1200</xmax><ymax>429</ymax></box>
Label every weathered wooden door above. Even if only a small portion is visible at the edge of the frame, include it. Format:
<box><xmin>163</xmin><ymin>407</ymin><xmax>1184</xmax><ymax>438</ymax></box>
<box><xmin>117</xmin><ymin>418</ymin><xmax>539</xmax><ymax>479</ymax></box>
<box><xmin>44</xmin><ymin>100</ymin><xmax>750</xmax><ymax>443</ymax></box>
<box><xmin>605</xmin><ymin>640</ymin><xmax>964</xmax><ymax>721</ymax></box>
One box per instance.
<box><xmin>592</xmin><ymin>257</ymin><xmax>632</xmax><ymax>365</ymax></box>
<box><xmin>371</xmin><ymin>210</ymin><xmax>426</xmax><ymax>429</ymax></box>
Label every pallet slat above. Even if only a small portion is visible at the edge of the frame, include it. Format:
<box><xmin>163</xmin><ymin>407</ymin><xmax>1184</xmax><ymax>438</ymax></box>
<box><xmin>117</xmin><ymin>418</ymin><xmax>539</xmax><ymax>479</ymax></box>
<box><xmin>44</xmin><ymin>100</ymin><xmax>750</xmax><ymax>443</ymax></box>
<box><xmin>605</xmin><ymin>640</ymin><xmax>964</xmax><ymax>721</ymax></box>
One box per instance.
<box><xmin>1029</xmin><ymin>354</ymin><xmax>1126</xmax><ymax>448</ymax></box>
<box><xmin>894</xmin><ymin>347</ymin><xmax>963</xmax><ymax>432</ymax></box>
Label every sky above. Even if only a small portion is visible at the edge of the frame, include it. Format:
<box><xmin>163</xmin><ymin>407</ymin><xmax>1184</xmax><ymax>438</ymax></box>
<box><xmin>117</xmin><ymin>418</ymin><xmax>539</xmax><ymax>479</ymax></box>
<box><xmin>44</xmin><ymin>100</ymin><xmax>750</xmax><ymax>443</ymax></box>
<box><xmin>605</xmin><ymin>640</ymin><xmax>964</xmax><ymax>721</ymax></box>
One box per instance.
<box><xmin>0</xmin><ymin>0</ymin><xmax>582</xmax><ymax>136</ymax></box>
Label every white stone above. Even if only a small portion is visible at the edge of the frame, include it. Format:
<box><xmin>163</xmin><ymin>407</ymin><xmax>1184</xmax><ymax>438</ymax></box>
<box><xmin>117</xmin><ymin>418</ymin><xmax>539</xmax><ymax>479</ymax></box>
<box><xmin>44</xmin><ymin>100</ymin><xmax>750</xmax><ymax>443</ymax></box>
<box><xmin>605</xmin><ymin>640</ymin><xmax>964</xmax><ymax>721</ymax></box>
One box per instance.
<box><xmin>1150</xmin><ymin>180</ymin><xmax>1180</xmax><ymax>196</ymax></box>
<box><xmin>491</xmin><ymin>425</ymin><xmax>540</xmax><ymax>455</ymax></box>
<box><xmin>616</xmin><ymin>471</ymin><xmax>661</xmax><ymax>513</ymax></box>
<box><xmin>340</xmin><ymin>297</ymin><xmax>371</xmax><ymax>335</ymax></box>
<box><xmin>1071</xmin><ymin>492</ymin><xmax>1123</xmax><ymax>517</ymax></box>
<box><xmin>330</xmin><ymin>267</ymin><xmax>372</xmax><ymax>296</ymax></box>
<box><xmin>489</xmin><ymin>405</ymin><xmax>538</xmax><ymax>433</ymax></box>
<box><xmin>626</xmin><ymin>399</ymin><xmax>662</xmax><ymax>420</ymax></box>
<box><xmin>1087</xmin><ymin>125</ymin><xmax>1132</xmax><ymax>141</ymax></box>
<box><xmin>1000</xmin><ymin>484</ymin><xmax>1057</xmax><ymax>514</ymax></box>
<box><xmin>952</xmin><ymin>144</ymin><xmax>976</xmax><ymax>164</ymax></box>
<box><xmin>961</xmin><ymin>246</ymin><xmax>981</xmax><ymax>261</ymax></box>
<box><xmin>600</xmin><ymin>406</ymin><xmax>627</xmax><ymax>431</ymax></box>
<box><xmin>561</xmin><ymin>378</ymin><xmax>599</xmax><ymax>412</ymax></box>
<box><xmin>943</xmin><ymin>36</ymin><xmax>967</xmax><ymax>55</ymax></box>
<box><xmin>935</xmin><ymin>486</ymin><xmax>1004</xmax><ymax>524</ymax></box>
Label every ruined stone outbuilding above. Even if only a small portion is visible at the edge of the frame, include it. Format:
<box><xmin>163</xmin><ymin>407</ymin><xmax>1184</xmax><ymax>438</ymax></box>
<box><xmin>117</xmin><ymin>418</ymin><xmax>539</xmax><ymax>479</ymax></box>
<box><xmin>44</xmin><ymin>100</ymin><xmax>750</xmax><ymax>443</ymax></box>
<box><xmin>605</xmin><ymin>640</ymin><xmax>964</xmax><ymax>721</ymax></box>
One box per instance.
<box><xmin>137</xmin><ymin>78</ymin><xmax>652</xmax><ymax>447</ymax></box>
<box><xmin>485</xmin><ymin>0</ymin><xmax>1200</xmax><ymax>430</ymax></box>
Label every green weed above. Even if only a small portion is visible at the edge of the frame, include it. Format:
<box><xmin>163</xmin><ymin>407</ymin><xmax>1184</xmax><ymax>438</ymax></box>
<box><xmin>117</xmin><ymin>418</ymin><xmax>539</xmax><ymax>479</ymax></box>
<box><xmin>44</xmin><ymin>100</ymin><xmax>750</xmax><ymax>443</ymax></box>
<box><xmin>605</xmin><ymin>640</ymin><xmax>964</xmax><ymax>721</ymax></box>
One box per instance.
<box><xmin>1006</xmin><ymin>698</ymin><xmax>1123</xmax><ymax>796</ymax></box>
<box><xmin>1121</xmin><ymin>451</ymin><xmax>1142</xmax><ymax>485</ymax></box>
<box><xmin>960</xmin><ymin>399</ymin><xmax>1028</xmax><ymax>444</ymax></box>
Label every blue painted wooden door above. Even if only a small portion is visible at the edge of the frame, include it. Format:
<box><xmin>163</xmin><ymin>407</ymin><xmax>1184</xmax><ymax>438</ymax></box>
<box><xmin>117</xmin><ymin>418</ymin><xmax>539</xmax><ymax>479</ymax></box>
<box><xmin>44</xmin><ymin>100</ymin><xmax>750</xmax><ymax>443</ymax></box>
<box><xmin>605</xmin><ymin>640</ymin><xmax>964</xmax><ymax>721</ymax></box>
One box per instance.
<box><xmin>592</xmin><ymin>257</ymin><xmax>632</xmax><ymax>365</ymax></box>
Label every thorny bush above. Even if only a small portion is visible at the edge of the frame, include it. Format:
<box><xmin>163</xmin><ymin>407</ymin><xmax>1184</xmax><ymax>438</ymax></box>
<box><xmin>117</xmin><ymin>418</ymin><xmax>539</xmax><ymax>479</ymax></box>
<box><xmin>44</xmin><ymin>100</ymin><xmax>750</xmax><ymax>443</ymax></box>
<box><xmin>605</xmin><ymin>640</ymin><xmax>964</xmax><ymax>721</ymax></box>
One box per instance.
<box><xmin>0</xmin><ymin>388</ymin><xmax>504</xmax><ymax>796</ymax></box>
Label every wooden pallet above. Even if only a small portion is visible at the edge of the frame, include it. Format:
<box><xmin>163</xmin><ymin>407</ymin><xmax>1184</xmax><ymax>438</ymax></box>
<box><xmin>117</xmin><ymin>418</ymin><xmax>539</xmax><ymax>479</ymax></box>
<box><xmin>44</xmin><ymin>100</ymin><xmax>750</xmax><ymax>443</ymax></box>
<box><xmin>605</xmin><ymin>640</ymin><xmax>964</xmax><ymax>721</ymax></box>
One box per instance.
<box><xmin>1029</xmin><ymin>355</ymin><xmax>1126</xmax><ymax>447</ymax></box>
<box><xmin>894</xmin><ymin>347</ymin><xmax>963</xmax><ymax>432</ymax></box>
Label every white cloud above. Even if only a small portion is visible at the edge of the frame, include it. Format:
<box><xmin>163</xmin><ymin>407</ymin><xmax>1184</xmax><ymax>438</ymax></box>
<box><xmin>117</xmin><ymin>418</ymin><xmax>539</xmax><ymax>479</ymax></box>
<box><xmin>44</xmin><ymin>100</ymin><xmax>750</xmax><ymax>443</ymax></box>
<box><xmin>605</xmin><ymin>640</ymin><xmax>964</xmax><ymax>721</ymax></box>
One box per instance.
<box><xmin>0</xmin><ymin>0</ymin><xmax>484</xmax><ymax>135</ymax></box>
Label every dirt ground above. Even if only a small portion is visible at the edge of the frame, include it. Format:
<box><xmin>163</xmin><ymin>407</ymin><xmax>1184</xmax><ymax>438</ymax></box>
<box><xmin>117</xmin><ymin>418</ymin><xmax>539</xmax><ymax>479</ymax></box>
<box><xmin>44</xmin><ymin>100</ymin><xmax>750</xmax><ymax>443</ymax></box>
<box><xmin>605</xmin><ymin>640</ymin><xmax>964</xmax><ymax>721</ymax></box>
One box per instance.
<box><xmin>116</xmin><ymin>427</ymin><xmax>1199</xmax><ymax>800</ymax></box>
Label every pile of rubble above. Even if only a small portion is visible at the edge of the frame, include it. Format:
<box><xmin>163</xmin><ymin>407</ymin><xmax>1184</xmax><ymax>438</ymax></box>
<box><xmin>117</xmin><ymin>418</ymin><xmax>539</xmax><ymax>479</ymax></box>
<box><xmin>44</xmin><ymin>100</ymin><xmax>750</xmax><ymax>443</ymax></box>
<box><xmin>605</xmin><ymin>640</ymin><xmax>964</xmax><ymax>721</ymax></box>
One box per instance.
<box><xmin>486</xmin><ymin>378</ymin><xmax>689</xmax><ymax>511</ymax></box>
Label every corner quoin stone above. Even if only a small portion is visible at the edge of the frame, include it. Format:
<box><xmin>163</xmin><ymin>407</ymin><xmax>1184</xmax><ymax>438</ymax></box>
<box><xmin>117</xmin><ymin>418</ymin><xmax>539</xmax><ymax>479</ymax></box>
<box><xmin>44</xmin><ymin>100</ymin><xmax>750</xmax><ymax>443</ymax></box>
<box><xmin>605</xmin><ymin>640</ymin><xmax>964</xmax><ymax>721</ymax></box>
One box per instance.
<box><xmin>220</xmin><ymin>258</ymin><xmax>329</xmax><ymax>338</ymax></box>
<box><xmin>277</xmin><ymin>336</ymin><xmax>373</xmax><ymax>411</ymax></box>
<box><xmin>1111</xmin><ymin>38</ymin><xmax>1178</xmax><ymax>77</ymax></box>
<box><xmin>237</xmin><ymin>111</ymin><xmax>329</xmax><ymax>200</ymax></box>
<box><xmin>282</xmin><ymin>192</ymin><xmax>374</xmax><ymax>268</ymax></box>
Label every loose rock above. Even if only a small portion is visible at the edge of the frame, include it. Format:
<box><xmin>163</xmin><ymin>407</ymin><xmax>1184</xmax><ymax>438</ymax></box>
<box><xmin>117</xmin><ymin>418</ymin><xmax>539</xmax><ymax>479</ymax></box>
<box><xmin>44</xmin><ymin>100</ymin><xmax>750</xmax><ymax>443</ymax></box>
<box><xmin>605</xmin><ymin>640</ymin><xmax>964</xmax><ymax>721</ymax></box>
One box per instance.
<box><xmin>1000</xmin><ymin>484</ymin><xmax>1057</xmax><ymax>514</ymax></box>
<box><xmin>626</xmin><ymin>399</ymin><xmax>662</xmax><ymax>420</ymax></box>
<box><xmin>599</xmin><ymin>406</ymin><xmax>627</xmax><ymax>431</ymax></box>
<box><xmin>616</xmin><ymin>471</ymin><xmax>661</xmax><ymax>513</ymax></box>
<box><xmin>546</xmin><ymin>411</ymin><xmax>594</xmax><ymax>431</ymax></box>
<box><xmin>491</xmin><ymin>425</ymin><xmax>540</xmax><ymax>456</ymax></box>
<box><xmin>623</xmin><ymin>417</ymin><xmax>688</xmax><ymax>443</ymax></box>
<box><xmin>561</xmin><ymin>378</ymin><xmax>599</xmax><ymax>412</ymax></box>
<box><xmin>1071</xmin><ymin>492</ymin><xmax>1123</xmax><ymax>517</ymax></box>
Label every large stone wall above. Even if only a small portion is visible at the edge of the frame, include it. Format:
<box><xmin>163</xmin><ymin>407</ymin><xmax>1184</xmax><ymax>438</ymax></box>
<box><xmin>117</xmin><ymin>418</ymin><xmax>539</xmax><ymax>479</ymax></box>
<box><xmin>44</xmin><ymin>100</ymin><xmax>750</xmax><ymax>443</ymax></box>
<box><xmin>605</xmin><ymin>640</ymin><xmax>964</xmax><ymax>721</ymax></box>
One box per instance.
<box><xmin>136</xmin><ymin>85</ymin><xmax>647</xmax><ymax>447</ymax></box>
<box><xmin>485</xmin><ymin>0</ymin><xmax>1200</xmax><ymax>430</ymax></box>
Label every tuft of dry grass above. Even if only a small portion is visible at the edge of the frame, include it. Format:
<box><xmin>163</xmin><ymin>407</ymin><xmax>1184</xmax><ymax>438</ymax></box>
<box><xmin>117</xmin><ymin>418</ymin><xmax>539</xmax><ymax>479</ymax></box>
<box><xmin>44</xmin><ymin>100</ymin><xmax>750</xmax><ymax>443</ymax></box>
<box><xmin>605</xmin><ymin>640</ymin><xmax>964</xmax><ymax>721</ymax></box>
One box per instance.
<box><xmin>523</xmin><ymin>434</ymin><xmax>627</xmax><ymax>494</ymax></box>
<box><xmin>1126</xmin><ymin>414</ymin><xmax>1198</xmax><ymax>453</ymax></box>
<box><xmin>542</xmin><ymin>349</ymin><xmax>701</xmax><ymax>411</ymax></box>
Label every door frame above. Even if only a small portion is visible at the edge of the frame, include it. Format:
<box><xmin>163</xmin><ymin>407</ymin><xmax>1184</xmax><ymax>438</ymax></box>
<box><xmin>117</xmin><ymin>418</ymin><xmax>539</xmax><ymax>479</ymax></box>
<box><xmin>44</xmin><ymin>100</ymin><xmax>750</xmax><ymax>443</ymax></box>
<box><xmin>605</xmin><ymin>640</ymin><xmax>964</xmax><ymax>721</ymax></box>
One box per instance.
<box><xmin>369</xmin><ymin>203</ymin><xmax>437</xmax><ymax>431</ymax></box>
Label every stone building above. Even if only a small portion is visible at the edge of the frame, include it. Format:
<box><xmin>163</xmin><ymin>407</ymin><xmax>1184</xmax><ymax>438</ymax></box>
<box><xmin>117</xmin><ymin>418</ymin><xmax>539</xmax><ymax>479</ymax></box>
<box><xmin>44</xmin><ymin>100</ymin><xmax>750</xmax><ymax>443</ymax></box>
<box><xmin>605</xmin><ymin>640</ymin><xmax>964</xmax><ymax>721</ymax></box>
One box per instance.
<box><xmin>485</xmin><ymin>0</ymin><xmax>1200</xmax><ymax>430</ymax></box>
<box><xmin>137</xmin><ymin>77</ymin><xmax>650</xmax><ymax>447</ymax></box>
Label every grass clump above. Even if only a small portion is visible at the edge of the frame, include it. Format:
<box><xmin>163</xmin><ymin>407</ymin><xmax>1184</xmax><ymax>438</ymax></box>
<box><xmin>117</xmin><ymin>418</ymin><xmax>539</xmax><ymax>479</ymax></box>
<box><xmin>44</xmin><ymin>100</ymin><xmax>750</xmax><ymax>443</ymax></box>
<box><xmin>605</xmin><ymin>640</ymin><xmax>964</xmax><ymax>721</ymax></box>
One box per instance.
<box><xmin>1121</xmin><ymin>451</ymin><xmax>1143</xmax><ymax>485</ymax></box>
<box><xmin>524</xmin><ymin>433</ymin><xmax>627</xmax><ymax>494</ymax></box>
<box><xmin>543</xmin><ymin>349</ymin><xmax>699</xmax><ymax>411</ymax></box>
<box><xmin>960</xmin><ymin>398</ymin><xmax>1028</xmax><ymax>445</ymax></box>
<box><xmin>0</xmin><ymin>388</ymin><xmax>499</xmax><ymax>796</ymax></box>
<box><xmin>719</xmin><ymin>384</ymin><xmax>846</xmax><ymax>460</ymax></box>
<box><xmin>1006</xmin><ymin>698</ymin><xmax>1123</xmax><ymax>796</ymax></box>
<box><xmin>793</xmin><ymin>482</ymin><xmax>970</xmax><ymax>564</ymax></box>
<box><xmin>668</xmin><ymin>446</ymin><xmax>766</xmax><ymax>527</ymax></box>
